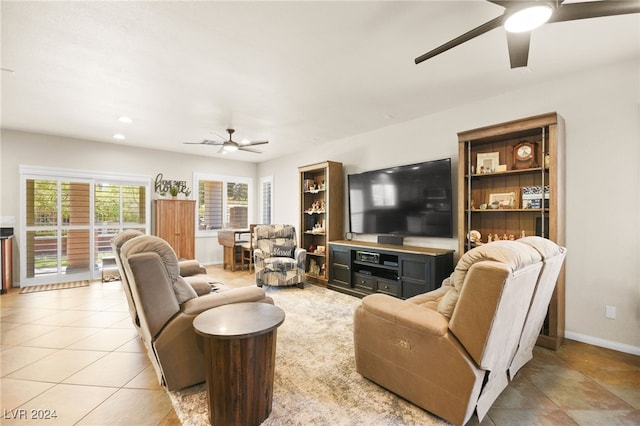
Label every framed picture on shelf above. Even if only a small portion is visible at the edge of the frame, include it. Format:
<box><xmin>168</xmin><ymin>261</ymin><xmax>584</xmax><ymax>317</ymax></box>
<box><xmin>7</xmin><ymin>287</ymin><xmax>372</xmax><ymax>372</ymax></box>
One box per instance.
<box><xmin>476</xmin><ymin>152</ymin><xmax>499</xmax><ymax>174</ymax></box>
<box><xmin>488</xmin><ymin>192</ymin><xmax>516</xmax><ymax>209</ymax></box>
<box><xmin>522</xmin><ymin>185</ymin><xmax>550</xmax><ymax>209</ymax></box>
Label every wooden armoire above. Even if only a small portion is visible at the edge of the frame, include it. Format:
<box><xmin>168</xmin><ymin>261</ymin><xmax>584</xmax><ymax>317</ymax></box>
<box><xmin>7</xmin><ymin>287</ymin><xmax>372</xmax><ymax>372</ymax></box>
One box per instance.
<box><xmin>154</xmin><ymin>199</ymin><xmax>195</xmax><ymax>260</ymax></box>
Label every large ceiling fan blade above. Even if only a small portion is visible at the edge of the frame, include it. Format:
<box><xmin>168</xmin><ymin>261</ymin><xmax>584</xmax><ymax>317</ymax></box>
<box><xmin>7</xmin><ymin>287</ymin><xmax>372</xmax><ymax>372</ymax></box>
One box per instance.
<box><xmin>506</xmin><ymin>31</ymin><xmax>530</xmax><ymax>69</ymax></box>
<box><xmin>548</xmin><ymin>1</ymin><xmax>640</xmax><ymax>24</ymax></box>
<box><xmin>486</xmin><ymin>0</ymin><xmax>511</xmax><ymax>7</ymax></box>
<box><xmin>238</xmin><ymin>146</ymin><xmax>263</xmax><ymax>154</ymax></box>
<box><xmin>244</xmin><ymin>140</ymin><xmax>269</xmax><ymax>147</ymax></box>
<box><xmin>183</xmin><ymin>139</ymin><xmax>223</xmax><ymax>146</ymax></box>
<box><xmin>200</xmin><ymin>139</ymin><xmax>224</xmax><ymax>145</ymax></box>
<box><xmin>415</xmin><ymin>16</ymin><xmax>503</xmax><ymax>64</ymax></box>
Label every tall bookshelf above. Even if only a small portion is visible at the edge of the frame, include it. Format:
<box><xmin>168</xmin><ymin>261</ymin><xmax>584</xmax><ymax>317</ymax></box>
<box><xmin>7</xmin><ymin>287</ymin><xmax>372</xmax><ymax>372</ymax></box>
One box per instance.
<box><xmin>457</xmin><ymin>112</ymin><xmax>565</xmax><ymax>350</ymax></box>
<box><xmin>299</xmin><ymin>161</ymin><xmax>343</xmax><ymax>286</ymax></box>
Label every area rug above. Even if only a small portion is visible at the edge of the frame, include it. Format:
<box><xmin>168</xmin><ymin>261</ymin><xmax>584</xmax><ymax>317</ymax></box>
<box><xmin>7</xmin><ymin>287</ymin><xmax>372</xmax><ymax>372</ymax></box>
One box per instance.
<box><xmin>168</xmin><ymin>284</ymin><xmax>448</xmax><ymax>425</ymax></box>
<box><xmin>19</xmin><ymin>280</ymin><xmax>90</xmax><ymax>294</ymax></box>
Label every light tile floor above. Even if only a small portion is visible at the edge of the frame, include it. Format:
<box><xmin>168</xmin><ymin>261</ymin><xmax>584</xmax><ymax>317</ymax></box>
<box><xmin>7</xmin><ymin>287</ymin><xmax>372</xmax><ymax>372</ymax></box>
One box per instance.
<box><xmin>1</xmin><ymin>266</ymin><xmax>639</xmax><ymax>425</ymax></box>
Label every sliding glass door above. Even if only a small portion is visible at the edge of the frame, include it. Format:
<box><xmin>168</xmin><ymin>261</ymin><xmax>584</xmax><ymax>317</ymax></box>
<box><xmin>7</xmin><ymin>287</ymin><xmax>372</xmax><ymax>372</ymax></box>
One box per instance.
<box><xmin>21</xmin><ymin>167</ymin><xmax>149</xmax><ymax>286</ymax></box>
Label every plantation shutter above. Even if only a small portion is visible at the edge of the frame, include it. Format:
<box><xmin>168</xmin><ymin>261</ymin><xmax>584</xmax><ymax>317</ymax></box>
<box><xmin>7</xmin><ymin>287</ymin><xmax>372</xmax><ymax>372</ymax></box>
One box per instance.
<box><xmin>199</xmin><ymin>180</ymin><xmax>223</xmax><ymax>230</ymax></box>
<box><xmin>261</xmin><ymin>179</ymin><xmax>273</xmax><ymax>224</ymax></box>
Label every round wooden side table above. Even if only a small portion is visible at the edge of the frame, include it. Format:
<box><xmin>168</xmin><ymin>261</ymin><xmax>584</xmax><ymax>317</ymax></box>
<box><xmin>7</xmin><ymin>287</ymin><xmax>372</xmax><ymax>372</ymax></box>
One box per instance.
<box><xmin>193</xmin><ymin>302</ymin><xmax>285</xmax><ymax>426</ymax></box>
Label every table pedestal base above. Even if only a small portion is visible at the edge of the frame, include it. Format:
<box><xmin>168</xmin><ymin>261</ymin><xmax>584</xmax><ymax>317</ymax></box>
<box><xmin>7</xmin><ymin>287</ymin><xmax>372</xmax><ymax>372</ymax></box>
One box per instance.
<box><xmin>203</xmin><ymin>330</ymin><xmax>278</xmax><ymax>426</ymax></box>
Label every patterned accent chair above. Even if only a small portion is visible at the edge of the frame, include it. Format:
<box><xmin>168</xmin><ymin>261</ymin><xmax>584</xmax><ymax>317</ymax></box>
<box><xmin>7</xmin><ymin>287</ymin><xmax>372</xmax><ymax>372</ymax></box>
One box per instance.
<box><xmin>254</xmin><ymin>224</ymin><xmax>306</xmax><ymax>288</ymax></box>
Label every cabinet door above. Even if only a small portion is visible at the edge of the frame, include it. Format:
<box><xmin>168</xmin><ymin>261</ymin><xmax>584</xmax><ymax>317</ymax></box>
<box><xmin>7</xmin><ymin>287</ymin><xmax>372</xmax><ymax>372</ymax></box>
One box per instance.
<box><xmin>329</xmin><ymin>246</ymin><xmax>351</xmax><ymax>288</ymax></box>
<box><xmin>156</xmin><ymin>200</ymin><xmax>178</xmax><ymax>248</ymax></box>
<box><xmin>176</xmin><ymin>201</ymin><xmax>195</xmax><ymax>259</ymax></box>
<box><xmin>400</xmin><ymin>254</ymin><xmax>431</xmax><ymax>298</ymax></box>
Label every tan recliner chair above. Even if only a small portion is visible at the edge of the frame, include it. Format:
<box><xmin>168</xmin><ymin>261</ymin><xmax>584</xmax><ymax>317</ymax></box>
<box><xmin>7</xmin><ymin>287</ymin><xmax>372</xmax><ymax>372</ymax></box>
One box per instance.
<box><xmin>119</xmin><ymin>234</ymin><xmax>273</xmax><ymax>390</ymax></box>
<box><xmin>354</xmin><ymin>238</ymin><xmax>565</xmax><ymax>425</ymax></box>
<box><xmin>111</xmin><ymin>230</ymin><xmax>218</xmax><ymax>334</ymax></box>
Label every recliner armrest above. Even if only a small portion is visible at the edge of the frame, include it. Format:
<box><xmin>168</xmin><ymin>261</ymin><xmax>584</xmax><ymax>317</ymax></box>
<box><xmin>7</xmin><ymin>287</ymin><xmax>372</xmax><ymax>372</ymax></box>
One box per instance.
<box><xmin>178</xmin><ymin>259</ymin><xmax>206</xmax><ymax>276</ymax></box>
<box><xmin>294</xmin><ymin>248</ymin><xmax>306</xmax><ymax>262</ymax></box>
<box><xmin>180</xmin><ymin>286</ymin><xmax>268</xmax><ymax>315</ymax></box>
<box><xmin>254</xmin><ymin>248</ymin><xmax>266</xmax><ymax>262</ymax></box>
<box><xmin>361</xmin><ymin>293</ymin><xmax>449</xmax><ymax>337</ymax></box>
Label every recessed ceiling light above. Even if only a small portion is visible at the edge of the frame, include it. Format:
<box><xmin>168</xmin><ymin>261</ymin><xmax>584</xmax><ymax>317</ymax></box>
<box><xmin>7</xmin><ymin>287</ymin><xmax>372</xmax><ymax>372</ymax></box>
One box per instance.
<box><xmin>113</xmin><ymin>133</ymin><xmax>125</xmax><ymax>140</ymax></box>
<box><xmin>118</xmin><ymin>116</ymin><xmax>133</xmax><ymax>123</ymax></box>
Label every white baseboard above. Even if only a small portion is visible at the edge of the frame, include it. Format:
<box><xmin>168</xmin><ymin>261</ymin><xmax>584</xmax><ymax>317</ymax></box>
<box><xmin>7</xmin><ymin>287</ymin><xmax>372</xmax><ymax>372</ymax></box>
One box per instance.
<box><xmin>565</xmin><ymin>331</ymin><xmax>640</xmax><ymax>356</ymax></box>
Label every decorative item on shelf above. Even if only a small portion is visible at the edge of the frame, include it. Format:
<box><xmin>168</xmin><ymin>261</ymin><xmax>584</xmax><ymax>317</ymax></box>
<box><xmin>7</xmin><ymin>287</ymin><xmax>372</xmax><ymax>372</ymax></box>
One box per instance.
<box><xmin>544</xmin><ymin>153</ymin><xmax>551</xmax><ymax>169</ymax></box>
<box><xmin>169</xmin><ymin>185</ymin><xmax>180</xmax><ymax>199</ymax></box>
<box><xmin>476</xmin><ymin>152</ymin><xmax>499</xmax><ymax>174</ymax></box>
<box><xmin>489</xmin><ymin>192</ymin><xmax>517</xmax><ymax>209</ymax></box>
<box><xmin>309</xmin><ymin>259</ymin><xmax>320</xmax><ymax>276</ymax></box>
<box><xmin>309</xmin><ymin>244</ymin><xmax>316</xmax><ymax>253</ymax></box>
<box><xmin>470</xmin><ymin>199</ymin><xmax>476</xmax><ymax>210</ymax></box>
<box><xmin>522</xmin><ymin>186</ymin><xmax>549</xmax><ymax>209</ymax></box>
<box><xmin>303</xmin><ymin>179</ymin><xmax>315</xmax><ymax>192</ymax></box>
<box><xmin>306</xmin><ymin>200</ymin><xmax>324</xmax><ymax>214</ymax></box>
<box><xmin>310</xmin><ymin>221</ymin><xmax>325</xmax><ymax>234</ymax></box>
<box><xmin>316</xmin><ymin>245</ymin><xmax>325</xmax><ymax>254</ymax></box>
<box><xmin>467</xmin><ymin>230</ymin><xmax>482</xmax><ymax>246</ymax></box>
<box><xmin>512</xmin><ymin>141</ymin><xmax>538</xmax><ymax>169</ymax></box>
<box><xmin>184</xmin><ymin>188</ymin><xmax>191</xmax><ymax>199</ymax></box>
<box><xmin>480</xmin><ymin>203</ymin><xmax>488</xmax><ymax>210</ymax></box>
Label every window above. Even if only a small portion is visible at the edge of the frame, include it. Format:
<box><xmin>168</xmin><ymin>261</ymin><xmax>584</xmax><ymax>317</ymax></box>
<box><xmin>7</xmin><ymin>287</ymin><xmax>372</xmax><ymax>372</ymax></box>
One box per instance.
<box><xmin>194</xmin><ymin>173</ymin><xmax>253</xmax><ymax>234</ymax></box>
<box><xmin>260</xmin><ymin>176</ymin><xmax>273</xmax><ymax>225</ymax></box>
<box><xmin>21</xmin><ymin>166</ymin><xmax>150</xmax><ymax>285</ymax></box>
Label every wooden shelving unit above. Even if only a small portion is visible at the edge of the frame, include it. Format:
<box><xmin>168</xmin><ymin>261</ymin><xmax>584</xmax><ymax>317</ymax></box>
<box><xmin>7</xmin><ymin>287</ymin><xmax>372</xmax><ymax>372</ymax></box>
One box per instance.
<box><xmin>298</xmin><ymin>161</ymin><xmax>343</xmax><ymax>286</ymax></box>
<box><xmin>457</xmin><ymin>112</ymin><xmax>565</xmax><ymax>349</ymax></box>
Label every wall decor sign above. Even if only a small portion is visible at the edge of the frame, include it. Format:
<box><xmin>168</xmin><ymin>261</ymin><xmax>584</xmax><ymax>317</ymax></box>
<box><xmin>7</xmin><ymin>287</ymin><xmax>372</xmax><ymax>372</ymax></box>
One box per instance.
<box><xmin>154</xmin><ymin>173</ymin><xmax>190</xmax><ymax>195</ymax></box>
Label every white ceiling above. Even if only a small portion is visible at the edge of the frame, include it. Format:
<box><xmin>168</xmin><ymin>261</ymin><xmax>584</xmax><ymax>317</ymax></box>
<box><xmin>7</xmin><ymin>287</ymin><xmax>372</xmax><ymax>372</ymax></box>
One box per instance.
<box><xmin>2</xmin><ymin>1</ymin><xmax>638</xmax><ymax>162</ymax></box>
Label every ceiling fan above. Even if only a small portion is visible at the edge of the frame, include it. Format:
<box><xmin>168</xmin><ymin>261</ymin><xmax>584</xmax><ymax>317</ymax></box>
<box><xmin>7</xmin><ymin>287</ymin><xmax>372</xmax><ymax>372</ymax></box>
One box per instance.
<box><xmin>415</xmin><ymin>1</ymin><xmax>640</xmax><ymax>69</ymax></box>
<box><xmin>184</xmin><ymin>128</ymin><xmax>269</xmax><ymax>154</ymax></box>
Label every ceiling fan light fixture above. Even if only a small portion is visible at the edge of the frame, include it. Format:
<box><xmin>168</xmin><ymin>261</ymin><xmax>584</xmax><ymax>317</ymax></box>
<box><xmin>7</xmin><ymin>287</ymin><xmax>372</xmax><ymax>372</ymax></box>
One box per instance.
<box><xmin>223</xmin><ymin>143</ymin><xmax>238</xmax><ymax>152</ymax></box>
<box><xmin>504</xmin><ymin>3</ymin><xmax>553</xmax><ymax>33</ymax></box>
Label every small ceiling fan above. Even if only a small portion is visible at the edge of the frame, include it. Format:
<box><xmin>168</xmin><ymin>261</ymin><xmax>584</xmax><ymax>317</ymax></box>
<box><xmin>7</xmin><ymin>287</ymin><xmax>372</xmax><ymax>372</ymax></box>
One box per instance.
<box><xmin>415</xmin><ymin>1</ymin><xmax>640</xmax><ymax>69</ymax></box>
<box><xmin>184</xmin><ymin>128</ymin><xmax>268</xmax><ymax>154</ymax></box>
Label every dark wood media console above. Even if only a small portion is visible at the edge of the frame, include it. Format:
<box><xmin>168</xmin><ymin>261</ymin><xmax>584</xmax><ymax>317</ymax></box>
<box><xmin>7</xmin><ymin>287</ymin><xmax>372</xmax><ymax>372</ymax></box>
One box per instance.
<box><xmin>328</xmin><ymin>240</ymin><xmax>454</xmax><ymax>299</ymax></box>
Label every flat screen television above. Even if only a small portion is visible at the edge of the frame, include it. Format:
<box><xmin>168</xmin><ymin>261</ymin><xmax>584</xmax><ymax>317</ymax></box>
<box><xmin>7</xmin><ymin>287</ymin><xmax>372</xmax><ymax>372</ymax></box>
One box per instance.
<box><xmin>348</xmin><ymin>158</ymin><xmax>453</xmax><ymax>238</ymax></box>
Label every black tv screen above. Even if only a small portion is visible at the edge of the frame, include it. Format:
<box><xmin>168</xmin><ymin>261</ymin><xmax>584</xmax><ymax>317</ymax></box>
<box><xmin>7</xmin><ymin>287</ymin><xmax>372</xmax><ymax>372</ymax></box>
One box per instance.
<box><xmin>348</xmin><ymin>158</ymin><xmax>453</xmax><ymax>238</ymax></box>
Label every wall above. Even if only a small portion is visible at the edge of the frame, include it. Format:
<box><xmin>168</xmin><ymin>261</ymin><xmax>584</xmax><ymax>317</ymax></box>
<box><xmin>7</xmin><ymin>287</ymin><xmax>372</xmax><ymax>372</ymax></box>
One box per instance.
<box><xmin>0</xmin><ymin>130</ymin><xmax>258</xmax><ymax>279</ymax></box>
<box><xmin>258</xmin><ymin>59</ymin><xmax>640</xmax><ymax>353</ymax></box>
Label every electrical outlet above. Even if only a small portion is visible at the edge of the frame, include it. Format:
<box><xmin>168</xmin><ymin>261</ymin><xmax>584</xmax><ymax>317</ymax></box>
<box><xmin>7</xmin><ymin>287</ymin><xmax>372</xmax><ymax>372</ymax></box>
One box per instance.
<box><xmin>605</xmin><ymin>305</ymin><xmax>616</xmax><ymax>319</ymax></box>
